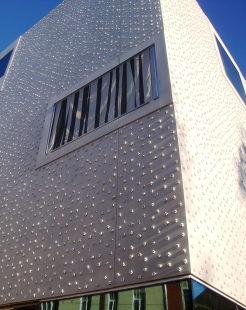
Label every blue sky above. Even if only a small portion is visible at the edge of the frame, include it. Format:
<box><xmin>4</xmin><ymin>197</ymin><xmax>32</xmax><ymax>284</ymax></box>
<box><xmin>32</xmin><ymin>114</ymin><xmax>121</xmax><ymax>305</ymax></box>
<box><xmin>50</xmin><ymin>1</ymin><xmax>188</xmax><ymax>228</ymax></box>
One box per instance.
<box><xmin>197</xmin><ymin>0</ymin><xmax>246</xmax><ymax>78</ymax></box>
<box><xmin>0</xmin><ymin>0</ymin><xmax>246</xmax><ymax>77</ymax></box>
<box><xmin>0</xmin><ymin>0</ymin><xmax>62</xmax><ymax>51</ymax></box>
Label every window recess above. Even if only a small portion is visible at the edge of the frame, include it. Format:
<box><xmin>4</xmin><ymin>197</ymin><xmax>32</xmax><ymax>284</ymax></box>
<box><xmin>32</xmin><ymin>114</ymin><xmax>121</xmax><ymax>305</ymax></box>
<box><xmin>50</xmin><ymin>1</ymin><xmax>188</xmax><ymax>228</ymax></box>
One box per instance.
<box><xmin>47</xmin><ymin>46</ymin><xmax>158</xmax><ymax>153</ymax></box>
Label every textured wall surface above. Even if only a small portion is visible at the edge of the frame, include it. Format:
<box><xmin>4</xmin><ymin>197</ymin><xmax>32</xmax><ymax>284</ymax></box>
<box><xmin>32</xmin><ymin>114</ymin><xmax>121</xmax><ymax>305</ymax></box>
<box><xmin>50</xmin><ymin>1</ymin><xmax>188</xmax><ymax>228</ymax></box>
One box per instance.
<box><xmin>1</xmin><ymin>0</ymin><xmax>244</xmax><ymax>306</ymax></box>
<box><xmin>0</xmin><ymin>0</ymin><xmax>189</xmax><ymax>306</ymax></box>
<box><xmin>161</xmin><ymin>0</ymin><xmax>246</xmax><ymax>306</ymax></box>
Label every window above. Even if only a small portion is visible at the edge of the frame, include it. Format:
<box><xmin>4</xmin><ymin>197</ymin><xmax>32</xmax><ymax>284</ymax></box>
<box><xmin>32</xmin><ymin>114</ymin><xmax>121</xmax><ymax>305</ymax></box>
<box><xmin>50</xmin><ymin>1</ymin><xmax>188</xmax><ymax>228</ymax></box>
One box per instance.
<box><xmin>47</xmin><ymin>46</ymin><xmax>158</xmax><ymax>153</ymax></box>
<box><xmin>132</xmin><ymin>289</ymin><xmax>146</xmax><ymax>310</ymax></box>
<box><xmin>0</xmin><ymin>50</ymin><xmax>13</xmax><ymax>79</ymax></box>
<box><xmin>41</xmin><ymin>301</ymin><xmax>59</xmax><ymax>310</ymax></box>
<box><xmin>0</xmin><ymin>37</ymin><xmax>19</xmax><ymax>90</ymax></box>
<box><xmin>40</xmin><ymin>280</ymin><xmax>245</xmax><ymax>310</ymax></box>
<box><xmin>81</xmin><ymin>296</ymin><xmax>92</xmax><ymax>310</ymax></box>
<box><xmin>216</xmin><ymin>37</ymin><xmax>246</xmax><ymax>104</ymax></box>
<box><xmin>192</xmin><ymin>280</ymin><xmax>237</xmax><ymax>310</ymax></box>
<box><xmin>108</xmin><ymin>293</ymin><xmax>118</xmax><ymax>310</ymax></box>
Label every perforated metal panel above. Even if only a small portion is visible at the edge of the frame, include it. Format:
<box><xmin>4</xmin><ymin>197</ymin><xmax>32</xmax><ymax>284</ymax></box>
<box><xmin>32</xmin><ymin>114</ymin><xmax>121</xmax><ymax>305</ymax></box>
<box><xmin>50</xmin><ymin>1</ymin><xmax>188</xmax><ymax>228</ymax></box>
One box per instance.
<box><xmin>0</xmin><ymin>135</ymin><xmax>118</xmax><ymax>302</ymax></box>
<box><xmin>160</xmin><ymin>0</ymin><xmax>246</xmax><ymax>306</ymax></box>
<box><xmin>115</xmin><ymin>106</ymin><xmax>189</xmax><ymax>286</ymax></box>
<box><xmin>0</xmin><ymin>0</ymin><xmax>186</xmax><ymax>306</ymax></box>
<box><xmin>120</xmin><ymin>0</ymin><xmax>163</xmax><ymax>54</ymax></box>
<box><xmin>0</xmin><ymin>0</ymin><xmax>244</xmax><ymax>307</ymax></box>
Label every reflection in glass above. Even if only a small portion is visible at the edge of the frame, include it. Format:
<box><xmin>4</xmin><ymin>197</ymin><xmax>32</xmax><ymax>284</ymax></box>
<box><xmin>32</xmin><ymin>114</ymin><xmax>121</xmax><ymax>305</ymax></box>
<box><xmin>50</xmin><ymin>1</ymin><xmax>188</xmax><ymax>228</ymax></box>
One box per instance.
<box><xmin>216</xmin><ymin>38</ymin><xmax>246</xmax><ymax>104</ymax></box>
<box><xmin>145</xmin><ymin>285</ymin><xmax>167</xmax><ymax>310</ymax></box>
<box><xmin>39</xmin><ymin>281</ymin><xmax>246</xmax><ymax>310</ymax></box>
<box><xmin>47</xmin><ymin>46</ymin><xmax>158</xmax><ymax>152</ymax></box>
<box><xmin>57</xmin><ymin>295</ymin><xmax>101</xmax><ymax>310</ymax></box>
<box><xmin>108</xmin><ymin>292</ymin><xmax>118</xmax><ymax>310</ymax></box>
<box><xmin>41</xmin><ymin>301</ymin><xmax>59</xmax><ymax>310</ymax></box>
<box><xmin>40</xmin><ymin>282</ymin><xmax>195</xmax><ymax>310</ymax></box>
<box><xmin>81</xmin><ymin>296</ymin><xmax>92</xmax><ymax>310</ymax></box>
<box><xmin>192</xmin><ymin>280</ymin><xmax>237</xmax><ymax>310</ymax></box>
<box><xmin>0</xmin><ymin>50</ymin><xmax>13</xmax><ymax>78</ymax></box>
<box><xmin>133</xmin><ymin>288</ymin><xmax>146</xmax><ymax>310</ymax></box>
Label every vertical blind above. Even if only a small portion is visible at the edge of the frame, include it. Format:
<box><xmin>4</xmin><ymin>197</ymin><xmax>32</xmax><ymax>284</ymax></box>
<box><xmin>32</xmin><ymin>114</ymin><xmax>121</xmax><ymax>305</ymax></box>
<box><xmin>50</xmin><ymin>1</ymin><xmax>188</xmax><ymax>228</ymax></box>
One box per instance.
<box><xmin>47</xmin><ymin>46</ymin><xmax>158</xmax><ymax>152</ymax></box>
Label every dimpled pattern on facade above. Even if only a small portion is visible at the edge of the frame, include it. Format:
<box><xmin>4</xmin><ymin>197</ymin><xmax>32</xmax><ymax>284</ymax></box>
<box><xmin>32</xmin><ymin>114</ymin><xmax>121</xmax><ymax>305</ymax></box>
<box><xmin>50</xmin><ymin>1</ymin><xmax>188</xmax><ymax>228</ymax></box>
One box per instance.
<box><xmin>161</xmin><ymin>0</ymin><xmax>246</xmax><ymax>305</ymax></box>
<box><xmin>0</xmin><ymin>0</ymin><xmax>189</xmax><ymax>305</ymax></box>
<box><xmin>0</xmin><ymin>0</ymin><xmax>245</xmax><ymax>308</ymax></box>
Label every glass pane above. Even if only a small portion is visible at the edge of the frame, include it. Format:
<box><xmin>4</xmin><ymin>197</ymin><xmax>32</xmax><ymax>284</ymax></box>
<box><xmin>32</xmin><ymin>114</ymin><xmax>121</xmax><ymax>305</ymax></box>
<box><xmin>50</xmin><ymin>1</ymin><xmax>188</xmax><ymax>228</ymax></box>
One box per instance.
<box><xmin>73</xmin><ymin>89</ymin><xmax>84</xmax><ymax>139</ymax></box>
<box><xmin>133</xmin><ymin>55</ymin><xmax>141</xmax><ymax>108</ymax></box>
<box><xmin>111</xmin><ymin>286</ymin><xmax>169</xmax><ymax>310</ymax></box>
<box><xmin>47</xmin><ymin>103</ymin><xmax>60</xmax><ymax>152</ymax></box>
<box><xmin>104</xmin><ymin>292</ymin><xmax>118</xmax><ymax>310</ymax></box>
<box><xmin>59</xmin><ymin>298</ymin><xmax>82</xmax><ymax>310</ymax></box>
<box><xmin>55</xmin><ymin>295</ymin><xmax>102</xmax><ymax>310</ymax></box>
<box><xmin>117</xmin><ymin>65</ymin><xmax>123</xmax><ymax>117</ymax></box>
<box><xmin>150</xmin><ymin>46</ymin><xmax>159</xmax><ymax>99</ymax></box>
<box><xmin>115</xmin><ymin>289</ymin><xmax>133</xmax><ymax>310</ymax></box>
<box><xmin>67</xmin><ymin>91</ymin><xmax>80</xmax><ymax>142</ymax></box>
<box><xmin>90</xmin><ymin>295</ymin><xmax>100</xmax><ymax>310</ymax></box>
<box><xmin>53</xmin><ymin>99</ymin><xmax>68</xmax><ymax>150</ymax></box>
<box><xmin>99</xmin><ymin>72</ymin><xmax>111</xmax><ymax>127</ymax></box>
<box><xmin>216</xmin><ymin>38</ymin><xmax>246</xmax><ymax>104</ymax></box>
<box><xmin>106</xmin><ymin>69</ymin><xmax>117</xmax><ymax>123</ymax></box>
<box><xmin>125</xmin><ymin>60</ymin><xmax>136</xmax><ymax>113</ymax></box>
<box><xmin>141</xmin><ymin>49</ymin><xmax>152</xmax><ymax>104</ymax></box>
<box><xmin>179</xmin><ymin>281</ymin><xmax>192</xmax><ymax>310</ymax></box>
<box><xmin>133</xmin><ymin>288</ymin><xmax>146</xmax><ymax>310</ymax></box>
<box><xmin>79</xmin><ymin>85</ymin><xmax>90</xmax><ymax>136</ymax></box>
<box><xmin>192</xmin><ymin>280</ymin><xmax>236</xmax><ymax>310</ymax></box>
<box><xmin>87</xmin><ymin>80</ymin><xmax>97</xmax><ymax>133</ymax></box>
<box><xmin>65</xmin><ymin>93</ymin><xmax>75</xmax><ymax>143</ymax></box>
<box><xmin>121</xmin><ymin>62</ymin><xmax>127</xmax><ymax>115</ymax></box>
<box><xmin>145</xmin><ymin>285</ymin><xmax>166</xmax><ymax>310</ymax></box>
<box><xmin>0</xmin><ymin>50</ymin><xmax>13</xmax><ymax>78</ymax></box>
<box><xmin>237</xmin><ymin>306</ymin><xmax>246</xmax><ymax>310</ymax></box>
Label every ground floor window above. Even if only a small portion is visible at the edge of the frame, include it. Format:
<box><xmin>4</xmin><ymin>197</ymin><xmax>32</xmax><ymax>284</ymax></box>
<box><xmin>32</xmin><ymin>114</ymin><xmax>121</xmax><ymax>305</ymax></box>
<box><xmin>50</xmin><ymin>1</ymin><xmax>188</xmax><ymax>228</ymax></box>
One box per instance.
<box><xmin>39</xmin><ymin>280</ymin><xmax>245</xmax><ymax>310</ymax></box>
<box><xmin>133</xmin><ymin>288</ymin><xmax>146</xmax><ymax>310</ymax></box>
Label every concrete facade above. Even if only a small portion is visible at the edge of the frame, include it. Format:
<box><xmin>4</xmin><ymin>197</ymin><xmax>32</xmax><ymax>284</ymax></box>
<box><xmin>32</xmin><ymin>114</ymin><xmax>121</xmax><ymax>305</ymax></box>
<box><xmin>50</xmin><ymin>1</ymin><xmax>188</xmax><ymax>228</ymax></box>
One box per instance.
<box><xmin>0</xmin><ymin>0</ymin><xmax>245</xmax><ymax>308</ymax></box>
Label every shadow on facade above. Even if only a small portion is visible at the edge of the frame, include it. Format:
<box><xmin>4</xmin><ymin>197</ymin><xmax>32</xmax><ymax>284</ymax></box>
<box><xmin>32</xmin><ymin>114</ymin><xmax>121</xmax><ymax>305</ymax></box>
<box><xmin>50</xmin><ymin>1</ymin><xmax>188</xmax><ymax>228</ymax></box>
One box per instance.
<box><xmin>238</xmin><ymin>128</ymin><xmax>246</xmax><ymax>197</ymax></box>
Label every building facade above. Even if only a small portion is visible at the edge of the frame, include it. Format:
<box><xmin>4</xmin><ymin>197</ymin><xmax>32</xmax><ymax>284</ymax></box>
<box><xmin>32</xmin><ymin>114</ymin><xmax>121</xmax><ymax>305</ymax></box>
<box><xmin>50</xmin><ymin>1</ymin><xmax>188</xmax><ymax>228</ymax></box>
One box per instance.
<box><xmin>0</xmin><ymin>0</ymin><xmax>245</xmax><ymax>309</ymax></box>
